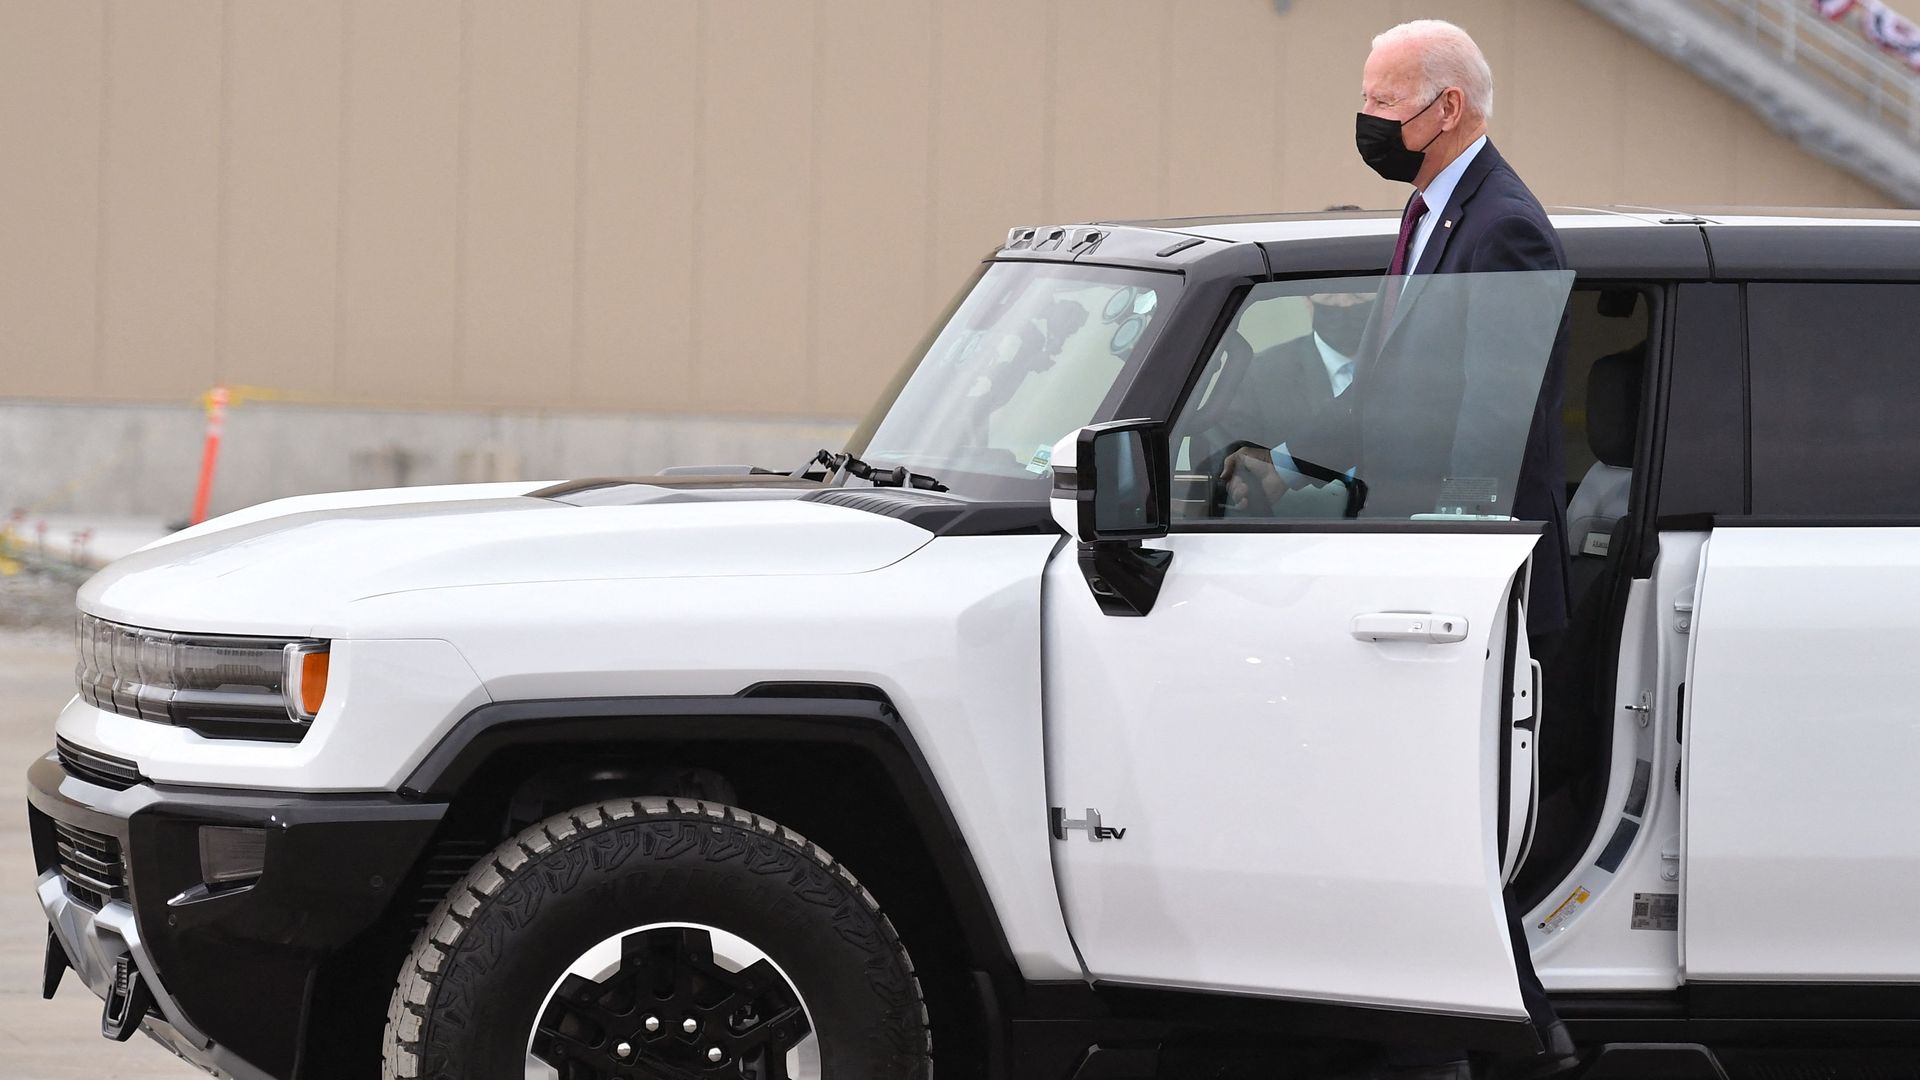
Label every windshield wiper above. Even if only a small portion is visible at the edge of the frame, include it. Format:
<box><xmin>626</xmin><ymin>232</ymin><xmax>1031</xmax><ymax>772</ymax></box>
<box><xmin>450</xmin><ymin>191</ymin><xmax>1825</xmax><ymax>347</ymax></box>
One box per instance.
<box><xmin>809</xmin><ymin>449</ymin><xmax>948</xmax><ymax>492</ymax></box>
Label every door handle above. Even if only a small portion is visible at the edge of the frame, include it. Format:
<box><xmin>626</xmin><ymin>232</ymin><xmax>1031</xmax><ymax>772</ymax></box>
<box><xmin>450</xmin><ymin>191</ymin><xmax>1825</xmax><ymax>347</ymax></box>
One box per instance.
<box><xmin>1350</xmin><ymin>612</ymin><xmax>1469</xmax><ymax>644</ymax></box>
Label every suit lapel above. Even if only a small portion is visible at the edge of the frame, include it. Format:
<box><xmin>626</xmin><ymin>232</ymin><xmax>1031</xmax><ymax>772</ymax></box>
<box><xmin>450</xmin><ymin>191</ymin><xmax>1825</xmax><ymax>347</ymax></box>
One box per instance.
<box><xmin>1297</xmin><ymin>335</ymin><xmax>1336</xmax><ymax>401</ymax></box>
<box><xmin>1379</xmin><ymin>141</ymin><xmax>1506</xmax><ymax>351</ymax></box>
<box><xmin>1411</xmin><ymin>140</ymin><xmax>1502</xmax><ymax>277</ymax></box>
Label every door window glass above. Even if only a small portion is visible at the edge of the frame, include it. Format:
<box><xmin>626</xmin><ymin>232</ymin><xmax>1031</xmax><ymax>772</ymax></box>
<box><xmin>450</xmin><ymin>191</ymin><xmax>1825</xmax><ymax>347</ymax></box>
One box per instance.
<box><xmin>1169</xmin><ymin>270</ymin><xmax>1574</xmax><ymax>522</ymax></box>
<box><xmin>1561</xmin><ymin>288</ymin><xmax>1652</xmax><ymax>490</ymax></box>
<box><xmin>1748</xmin><ymin>283</ymin><xmax>1920</xmax><ymax>516</ymax></box>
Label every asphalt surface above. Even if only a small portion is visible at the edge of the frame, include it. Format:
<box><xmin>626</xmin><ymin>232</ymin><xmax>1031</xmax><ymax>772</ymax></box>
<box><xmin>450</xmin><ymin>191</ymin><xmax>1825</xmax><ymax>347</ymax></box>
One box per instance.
<box><xmin>2</xmin><ymin>569</ymin><xmax>191</xmax><ymax>1077</ymax></box>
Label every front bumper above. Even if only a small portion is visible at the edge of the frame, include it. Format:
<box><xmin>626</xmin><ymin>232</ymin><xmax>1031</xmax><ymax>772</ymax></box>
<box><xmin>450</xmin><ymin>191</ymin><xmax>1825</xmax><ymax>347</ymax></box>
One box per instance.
<box><xmin>27</xmin><ymin>750</ymin><xmax>446</xmax><ymax>1079</ymax></box>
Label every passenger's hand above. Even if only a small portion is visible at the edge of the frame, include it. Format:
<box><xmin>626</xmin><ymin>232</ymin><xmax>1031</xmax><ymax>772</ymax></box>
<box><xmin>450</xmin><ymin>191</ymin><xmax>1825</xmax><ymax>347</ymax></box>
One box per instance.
<box><xmin>1221</xmin><ymin>447</ymin><xmax>1286</xmax><ymax>516</ymax></box>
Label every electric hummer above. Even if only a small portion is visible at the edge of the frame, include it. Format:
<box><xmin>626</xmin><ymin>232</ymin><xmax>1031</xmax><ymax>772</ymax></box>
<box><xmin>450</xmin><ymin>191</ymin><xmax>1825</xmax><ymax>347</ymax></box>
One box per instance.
<box><xmin>31</xmin><ymin>207</ymin><xmax>1920</xmax><ymax>1079</ymax></box>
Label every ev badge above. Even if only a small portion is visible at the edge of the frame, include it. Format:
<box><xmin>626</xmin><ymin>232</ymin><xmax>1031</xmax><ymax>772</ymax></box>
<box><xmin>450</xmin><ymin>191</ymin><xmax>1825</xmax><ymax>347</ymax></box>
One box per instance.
<box><xmin>1050</xmin><ymin>807</ymin><xmax>1127</xmax><ymax>842</ymax></box>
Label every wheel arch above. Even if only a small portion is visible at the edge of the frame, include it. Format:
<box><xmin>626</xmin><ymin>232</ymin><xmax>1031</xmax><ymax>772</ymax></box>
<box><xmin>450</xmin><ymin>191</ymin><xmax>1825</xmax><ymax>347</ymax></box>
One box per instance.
<box><xmin>397</xmin><ymin>683</ymin><xmax>1020</xmax><ymax>1062</ymax></box>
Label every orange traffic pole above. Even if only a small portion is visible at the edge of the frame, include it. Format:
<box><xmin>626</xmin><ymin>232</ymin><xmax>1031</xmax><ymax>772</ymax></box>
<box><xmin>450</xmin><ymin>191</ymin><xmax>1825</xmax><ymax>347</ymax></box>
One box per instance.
<box><xmin>189</xmin><ymin>386</ymin><xmax>230</xmax><ymax>526</ymax></box>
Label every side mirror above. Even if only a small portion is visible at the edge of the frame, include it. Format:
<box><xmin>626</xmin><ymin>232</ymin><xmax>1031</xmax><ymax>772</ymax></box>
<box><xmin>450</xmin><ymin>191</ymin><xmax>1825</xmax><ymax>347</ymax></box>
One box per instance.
<box><xmin>1049</xmin><ymin>420</ymin><xmax>1173</xmax><ymax>617</ymax></box>
<box><xmin>1047</xmin><ymin>420</ymin><xmax>1172</xmax><ymax>544</ymax></box>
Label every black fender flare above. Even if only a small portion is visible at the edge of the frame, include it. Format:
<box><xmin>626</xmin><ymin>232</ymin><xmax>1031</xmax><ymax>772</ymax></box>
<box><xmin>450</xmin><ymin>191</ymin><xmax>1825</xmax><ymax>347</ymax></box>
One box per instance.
<box><xmin>399</xmin><ymin>683</ymin><xmax>1022</xmax><ymax>990</ymax></box>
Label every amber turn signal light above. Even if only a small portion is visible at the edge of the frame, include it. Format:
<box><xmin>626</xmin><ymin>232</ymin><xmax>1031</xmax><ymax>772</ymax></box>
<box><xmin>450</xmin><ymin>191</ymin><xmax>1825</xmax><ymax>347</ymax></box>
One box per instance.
<box><xmin>283</xmin><ymin>643</ymin><xmax>330</xmax><ymax>722</ymax></box>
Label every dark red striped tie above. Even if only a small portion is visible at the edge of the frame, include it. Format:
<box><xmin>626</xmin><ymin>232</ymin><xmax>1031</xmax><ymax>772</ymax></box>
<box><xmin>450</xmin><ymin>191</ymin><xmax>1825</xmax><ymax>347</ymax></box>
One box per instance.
<box><xmin>1379</xmin><ymin>192</ymin><xmax>1429</xmax><ymax>333</ymax></box>
<box><xmin>1389</xmin><ymin>192</ymin><xmax>1428</xmax><ymax>276</ymax></box>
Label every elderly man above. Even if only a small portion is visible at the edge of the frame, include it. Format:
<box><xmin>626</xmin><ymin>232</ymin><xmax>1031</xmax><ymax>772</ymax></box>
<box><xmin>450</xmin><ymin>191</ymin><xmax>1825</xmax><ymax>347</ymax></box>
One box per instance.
<box><xmin>1357</xmin><ymin>20</ymin><xmax>1573</xmax><ymax>652</ymax></box>
<box><xmin>1231</xmin><ymin>20</ymin><xmax>1572</xmax><ymax>644</ymax></box>
<box><xmin>1295</xmin><ymin>19</ymin><xmax>1579</xmax><ymax>1080</ymax></box>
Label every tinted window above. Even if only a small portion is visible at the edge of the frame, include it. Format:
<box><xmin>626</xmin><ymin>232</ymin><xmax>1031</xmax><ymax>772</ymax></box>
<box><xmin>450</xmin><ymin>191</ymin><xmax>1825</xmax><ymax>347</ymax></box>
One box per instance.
<box><xmin>1748</xmin><ymin>283</ymin><xmax>1920</xmax><ymax>516</ymax></box>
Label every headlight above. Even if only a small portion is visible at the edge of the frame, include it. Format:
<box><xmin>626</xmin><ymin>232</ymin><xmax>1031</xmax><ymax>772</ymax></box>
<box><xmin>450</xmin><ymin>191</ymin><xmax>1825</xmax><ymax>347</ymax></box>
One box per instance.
<box><xmin>75</xmin><ymin>613</ymin><xmax>328</xmax><ymax>741</ymax></box>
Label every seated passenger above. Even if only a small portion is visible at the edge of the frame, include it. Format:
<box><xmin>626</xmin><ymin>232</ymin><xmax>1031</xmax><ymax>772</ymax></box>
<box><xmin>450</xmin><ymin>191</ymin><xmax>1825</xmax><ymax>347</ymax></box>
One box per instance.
<box><xmin>1211</xmin><ymin>292</ymin><xmax>1374</xmax><ymax>519</ymax></box>
<box><xmin>1220</xmin><ymin>290</ymin><xmax>1373</xmax><ymax>448</ymax></box>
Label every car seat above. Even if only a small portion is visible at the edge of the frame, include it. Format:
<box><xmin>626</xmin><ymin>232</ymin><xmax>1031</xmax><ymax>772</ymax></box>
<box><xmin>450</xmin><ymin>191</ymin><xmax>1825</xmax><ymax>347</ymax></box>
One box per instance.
<box><xmin>1566</xmin><ymin>343</ymin><xmax>1644</xmax><ymax>600</ymax></box>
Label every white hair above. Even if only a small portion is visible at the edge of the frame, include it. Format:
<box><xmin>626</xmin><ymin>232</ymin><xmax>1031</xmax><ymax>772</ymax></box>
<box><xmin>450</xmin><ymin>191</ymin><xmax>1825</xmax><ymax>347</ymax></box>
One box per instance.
<box><xmin>1372</xmin><ymin>19</ymin><xmax>1494</xmax><ymax>120</ymax></box>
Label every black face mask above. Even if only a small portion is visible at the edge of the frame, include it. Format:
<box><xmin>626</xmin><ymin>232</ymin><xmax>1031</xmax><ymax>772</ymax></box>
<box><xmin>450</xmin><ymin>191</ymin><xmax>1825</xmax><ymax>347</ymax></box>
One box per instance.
<box><xmin>1312</xmin><ymin>298</ymin><xmax>1374</xmax><ymax>358</ymax></box>
<box><xmin>1355</xmin><ymin>93</ymin><xmax>1444</xmax><ymax>183</ymax></box>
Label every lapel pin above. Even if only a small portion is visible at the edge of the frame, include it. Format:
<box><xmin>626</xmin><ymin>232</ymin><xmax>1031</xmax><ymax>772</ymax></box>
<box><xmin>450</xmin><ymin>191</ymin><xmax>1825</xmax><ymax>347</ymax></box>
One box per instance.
<box><xmin>1444</xmin><ymin>219</ymin><xmax>1453</xmax><ymax>228</ymax></box>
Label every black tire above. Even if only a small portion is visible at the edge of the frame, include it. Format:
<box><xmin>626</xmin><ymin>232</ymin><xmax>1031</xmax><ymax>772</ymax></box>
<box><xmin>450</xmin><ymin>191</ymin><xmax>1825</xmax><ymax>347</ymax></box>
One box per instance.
<box><xmin>382</xmin><ymin>797</ymin><xmax>932</xmax><ymax>1080</ymax></box>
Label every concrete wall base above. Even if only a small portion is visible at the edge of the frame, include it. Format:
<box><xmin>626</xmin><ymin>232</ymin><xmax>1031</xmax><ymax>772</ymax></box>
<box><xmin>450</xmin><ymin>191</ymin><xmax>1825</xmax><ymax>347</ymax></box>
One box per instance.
<box><xmin>0</xmin><ymin>400</ymin><xmax>855</xmax><ymax>520</ymax></box>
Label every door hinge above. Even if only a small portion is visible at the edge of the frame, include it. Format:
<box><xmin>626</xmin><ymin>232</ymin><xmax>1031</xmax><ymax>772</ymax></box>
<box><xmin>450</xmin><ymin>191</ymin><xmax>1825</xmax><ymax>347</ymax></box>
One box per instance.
<box><xmin>1661</xmin><ymin>836</ymin><xmax>1681</xmax><ymax>883</ymax></box>
<box><xmin>1673</xmin><ymin>589</ymin><xmax>1695</xmax><ymax>635</ymax></box>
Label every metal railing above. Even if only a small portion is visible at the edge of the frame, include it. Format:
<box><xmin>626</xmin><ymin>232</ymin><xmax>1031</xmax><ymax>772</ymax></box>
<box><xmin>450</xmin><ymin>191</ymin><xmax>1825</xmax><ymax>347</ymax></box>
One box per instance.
<box><xmin>1579</xmin><ymin>0</ymin><xmax>1920</xmax><ymax>202</ymax></box>
<box><xmin>1698</xmin><ymin>0</ymin><xmax>1920</xmax><ymax>143</ymax></box>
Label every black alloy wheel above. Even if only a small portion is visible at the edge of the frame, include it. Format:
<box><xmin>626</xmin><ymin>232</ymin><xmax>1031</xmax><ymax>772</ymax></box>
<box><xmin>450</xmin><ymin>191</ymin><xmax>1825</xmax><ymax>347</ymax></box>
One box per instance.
<box><xmin>530</xmin><ymin>923</ymin><xmax>815</xmax><ymax>1079</ymax></box>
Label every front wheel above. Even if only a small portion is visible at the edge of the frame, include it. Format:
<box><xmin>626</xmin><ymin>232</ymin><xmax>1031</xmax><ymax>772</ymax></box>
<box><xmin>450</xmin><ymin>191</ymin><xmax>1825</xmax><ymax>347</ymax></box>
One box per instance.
<box><xmin>382</xmin><ymin>797</ymin><xmax>932</xmax><ymax>1080</ymax></box>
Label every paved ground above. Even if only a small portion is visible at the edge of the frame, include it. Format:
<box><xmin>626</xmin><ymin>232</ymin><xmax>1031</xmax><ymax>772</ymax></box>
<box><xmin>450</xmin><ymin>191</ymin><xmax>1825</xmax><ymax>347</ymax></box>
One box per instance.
<box><xmin>1</xmin><ymin>569</ymin><xmax>192</xmax><ymax>1076</ymax></box>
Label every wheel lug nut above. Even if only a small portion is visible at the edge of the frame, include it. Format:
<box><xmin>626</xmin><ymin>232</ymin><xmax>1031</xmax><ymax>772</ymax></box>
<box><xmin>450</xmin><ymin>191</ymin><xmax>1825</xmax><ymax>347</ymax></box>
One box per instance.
<box><xmin>707</xmin><ymin>1047</ymin><xmax>724</xmax><ymax>1063</ymax></box>
<box><xmin>682</xmin><ymin>1017</ymin><xmax>699</xmax><ymax>1035</ymax></box>
<box><xmin>644</xmin><ymin>1016</ymin><xmax>660</xmax><ymax>1034</ymax></box>
<box><xmin>615</xmin><ymin>1041</ymin><xmax>633</xmax><ymax>1059</ymax></box>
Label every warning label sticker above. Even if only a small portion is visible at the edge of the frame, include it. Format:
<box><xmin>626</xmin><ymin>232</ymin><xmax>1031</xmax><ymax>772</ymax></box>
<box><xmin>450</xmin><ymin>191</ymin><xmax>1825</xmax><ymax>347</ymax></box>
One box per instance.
<box><xmin>1632</xmin><ymin>892</ymin><xmax>1679</xmax><ymax>931</ymax></box>
<box><xmin>1538</xmin><ymin>885</ymin><xmax>1592</xmax><ymax>935</ymax></box>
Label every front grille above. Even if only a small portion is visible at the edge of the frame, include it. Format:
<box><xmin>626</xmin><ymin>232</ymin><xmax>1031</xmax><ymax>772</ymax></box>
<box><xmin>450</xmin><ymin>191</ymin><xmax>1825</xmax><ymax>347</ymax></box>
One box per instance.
<box><xmin>55</xmin><ymin>821</ymin><xmax>126</xmax><ymax>910</ymax></box>
<box><xmin>56</xmin><ymin>736</ymin><xmax>145</xmax><ymax>791</ymax></box>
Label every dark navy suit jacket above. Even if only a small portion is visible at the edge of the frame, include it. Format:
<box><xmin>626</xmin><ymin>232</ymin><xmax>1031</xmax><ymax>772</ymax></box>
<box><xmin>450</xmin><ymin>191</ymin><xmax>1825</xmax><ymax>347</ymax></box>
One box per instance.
<box><xmin>1406</xmin><ymin>140</ymin><xmax>1571</xmax><ymax>636</ymax></box>
<box><xmin>1282</xmin><ymin>141</ymin><xmax>1572</xmax><ymax>634</ymax></box>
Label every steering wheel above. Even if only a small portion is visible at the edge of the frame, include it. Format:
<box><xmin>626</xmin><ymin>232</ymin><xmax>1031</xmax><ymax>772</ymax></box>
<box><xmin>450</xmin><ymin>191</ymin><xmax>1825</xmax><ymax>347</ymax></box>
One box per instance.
<box><xmin>1211</xmin><ymin>438</ymin><xmax>1368</xmax><ymax>519</ymax></box>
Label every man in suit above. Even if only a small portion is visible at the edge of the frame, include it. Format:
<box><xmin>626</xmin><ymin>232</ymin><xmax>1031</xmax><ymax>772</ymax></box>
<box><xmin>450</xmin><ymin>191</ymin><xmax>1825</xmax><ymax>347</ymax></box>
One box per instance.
<box><xmin>1228</xmin><ymin>19</ymin><xmax>1578</xmax><ymax>1080</ymax></box>
<box><xmin>1226</xmin><ymin>22</ymin><xmax>1573</xmax><ymax>644</ymax></box>
<box><xmin>1216</xmin><ymin>291</ymin><xmax>1373</xmax><ymax>451</ymax></box>
<box><xmin>1357</xmin><ymin>23</ymin><xmax>1577</xmax><ymax>1080</ymax></box>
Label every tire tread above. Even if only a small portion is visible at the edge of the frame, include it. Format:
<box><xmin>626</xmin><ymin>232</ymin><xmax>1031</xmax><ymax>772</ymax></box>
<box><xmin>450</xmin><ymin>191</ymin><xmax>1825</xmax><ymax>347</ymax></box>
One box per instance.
<box><xmin>380</xmin><ymin>797</ymin><xmax>931</xmax><ymax>1079</ymax></box>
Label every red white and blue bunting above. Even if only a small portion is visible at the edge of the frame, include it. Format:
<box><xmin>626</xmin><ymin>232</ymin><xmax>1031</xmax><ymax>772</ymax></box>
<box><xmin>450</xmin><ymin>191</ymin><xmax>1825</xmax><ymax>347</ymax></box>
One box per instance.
<box><xmin>1814</xmin><ymin>0</ymin><xmax>1920</xmax><ymax>72</ymax></box>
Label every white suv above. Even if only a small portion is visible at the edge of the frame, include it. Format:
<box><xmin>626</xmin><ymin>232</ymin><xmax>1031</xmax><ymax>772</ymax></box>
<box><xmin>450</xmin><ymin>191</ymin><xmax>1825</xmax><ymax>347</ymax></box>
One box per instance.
<box><xmin>30</xmin><ymin>208</ymin><xmax>1920</xmax><ymax>1080</ymax></box>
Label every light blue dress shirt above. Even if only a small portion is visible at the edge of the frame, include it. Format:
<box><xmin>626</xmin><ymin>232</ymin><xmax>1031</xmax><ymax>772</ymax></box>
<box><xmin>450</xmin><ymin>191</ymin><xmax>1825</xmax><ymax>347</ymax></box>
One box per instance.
<box><xmin>1313</xmin><ymin>332</ymin><xmax>1356</xmax><ymax>397</ymax></box>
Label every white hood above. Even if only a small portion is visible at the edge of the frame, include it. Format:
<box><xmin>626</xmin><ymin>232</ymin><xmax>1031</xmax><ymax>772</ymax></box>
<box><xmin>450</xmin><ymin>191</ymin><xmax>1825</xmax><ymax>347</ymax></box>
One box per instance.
<box><xmin>79</xmin><ymin>484</ymin><xmax>934</xmax><ymax>637</ymax></box>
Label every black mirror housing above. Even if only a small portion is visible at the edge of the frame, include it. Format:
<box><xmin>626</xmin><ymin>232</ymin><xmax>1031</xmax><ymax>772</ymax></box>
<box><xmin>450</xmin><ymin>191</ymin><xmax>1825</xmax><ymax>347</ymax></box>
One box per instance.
<box><xmin>1052</xmin><ymin>419</ymin><xmax>1172</xmax><ymax>544</ymax></box>
<box><xmin>1050</xmin><ymin>420</ymin><xmax>1174</xmax><ymax>617</ymax></box>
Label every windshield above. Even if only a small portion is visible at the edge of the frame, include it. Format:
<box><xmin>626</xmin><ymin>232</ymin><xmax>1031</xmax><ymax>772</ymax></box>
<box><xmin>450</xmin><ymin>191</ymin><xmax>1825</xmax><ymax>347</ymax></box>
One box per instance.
<box><xmin>845</xmin><ymin>262</ymin><xmax>1181</xmax><ymax>500</ymax></box>
<box><xmin>1170</xmin><ymin>269</ymin><xmax>1575</xmax><ymax>522</ymax></box>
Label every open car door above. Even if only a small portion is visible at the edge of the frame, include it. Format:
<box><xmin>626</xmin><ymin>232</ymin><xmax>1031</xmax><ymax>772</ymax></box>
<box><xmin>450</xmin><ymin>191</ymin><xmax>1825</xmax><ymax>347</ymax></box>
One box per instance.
<box><xmin>1043</xmin><ymin>269</ymin><xmax>1572</xmax><ymax>1044</ymax></box>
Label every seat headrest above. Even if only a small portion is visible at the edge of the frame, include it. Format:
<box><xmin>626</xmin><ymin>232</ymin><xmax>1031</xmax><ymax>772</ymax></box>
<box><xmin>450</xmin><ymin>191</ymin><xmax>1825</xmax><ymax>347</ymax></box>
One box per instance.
<box><xmin>1587</xmin><ymin>344</ymin><xmax>1645</xmax><ymax>468</ymax></box>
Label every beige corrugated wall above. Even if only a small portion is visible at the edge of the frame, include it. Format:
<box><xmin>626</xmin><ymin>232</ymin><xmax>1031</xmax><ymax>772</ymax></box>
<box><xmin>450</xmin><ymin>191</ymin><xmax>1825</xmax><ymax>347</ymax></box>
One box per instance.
<box><xmin>0</xmin><ymin>0</ymin><xmax>1902</xmax><ymax>420</ymax></box>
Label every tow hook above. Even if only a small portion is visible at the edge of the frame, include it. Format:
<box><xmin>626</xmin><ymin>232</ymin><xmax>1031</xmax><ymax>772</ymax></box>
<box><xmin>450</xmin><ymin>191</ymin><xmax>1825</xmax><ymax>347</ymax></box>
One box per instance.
<box><xmin>101</xmin><ymin>954</ymin><xmax>155</xmax><ymax>1042</ymax></box>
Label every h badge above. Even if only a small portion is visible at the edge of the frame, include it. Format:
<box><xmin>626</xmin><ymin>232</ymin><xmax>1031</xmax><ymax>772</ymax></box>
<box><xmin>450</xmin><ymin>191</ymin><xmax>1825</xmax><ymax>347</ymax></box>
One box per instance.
<box><xmin>1050</xmin><ymin>807</ymin><xmax>1127</xmax><ymax>842</ymax></box>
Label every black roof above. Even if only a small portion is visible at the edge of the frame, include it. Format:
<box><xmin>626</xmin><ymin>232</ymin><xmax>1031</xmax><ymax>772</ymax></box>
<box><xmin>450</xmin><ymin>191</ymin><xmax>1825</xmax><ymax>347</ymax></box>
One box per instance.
<box><xmin>991</xmin><ymin>206</ymin><xmax>1920</xmax><ymax>281</ymax></box>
